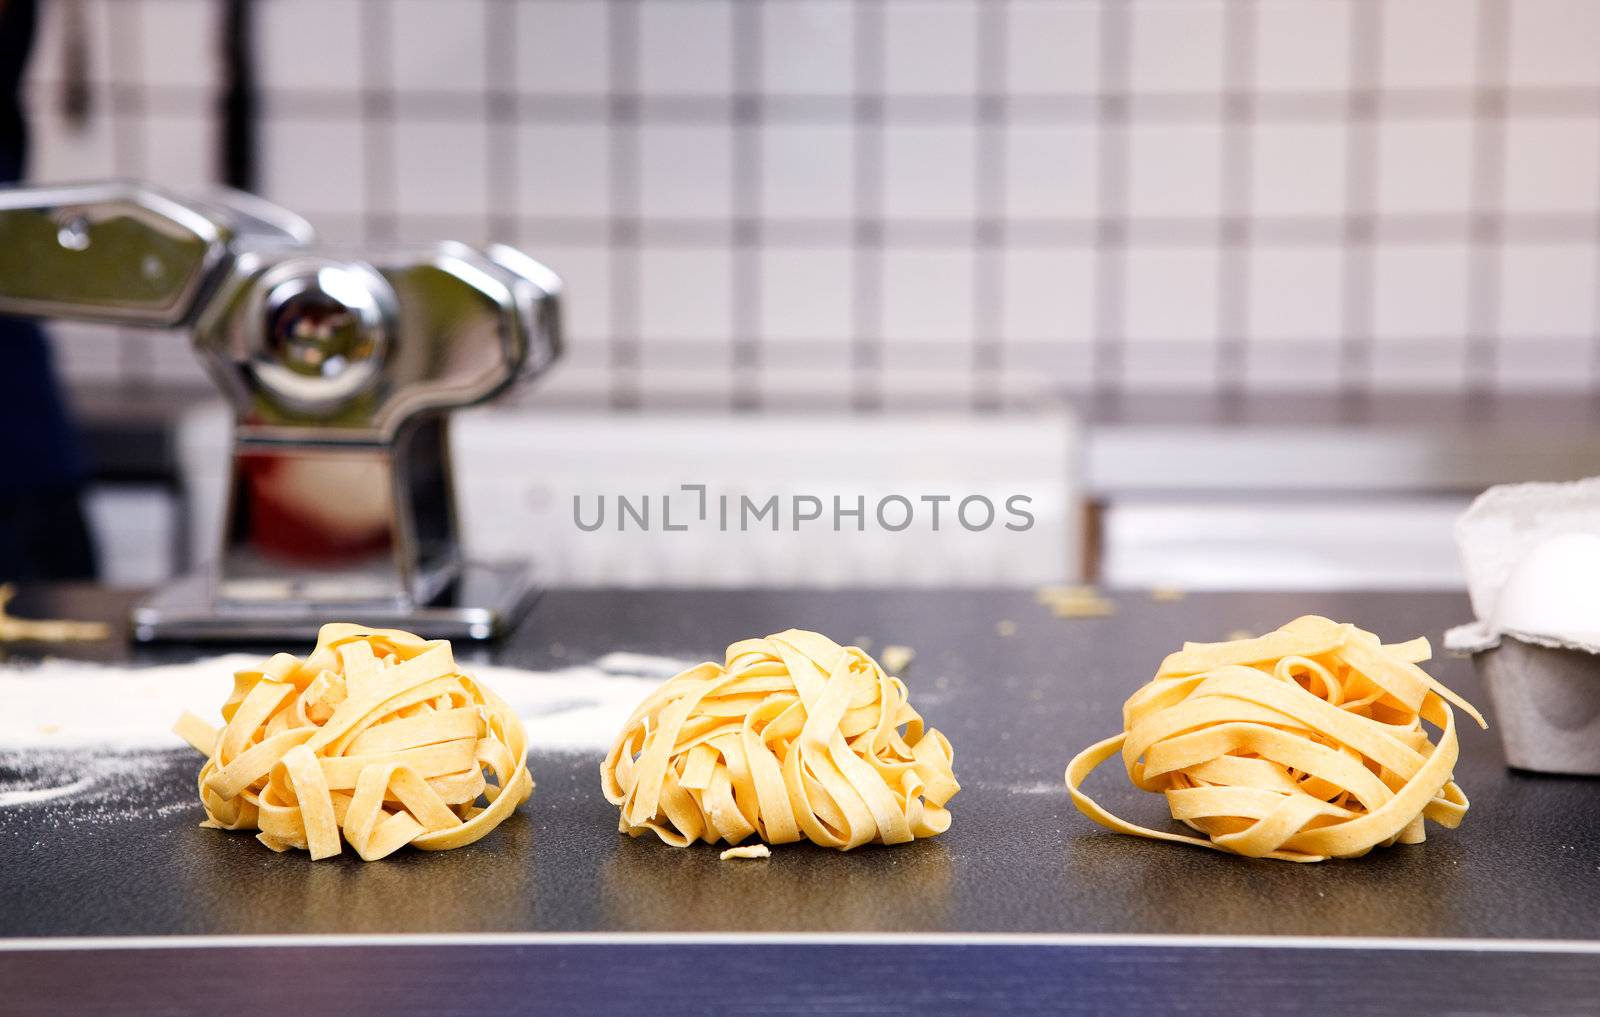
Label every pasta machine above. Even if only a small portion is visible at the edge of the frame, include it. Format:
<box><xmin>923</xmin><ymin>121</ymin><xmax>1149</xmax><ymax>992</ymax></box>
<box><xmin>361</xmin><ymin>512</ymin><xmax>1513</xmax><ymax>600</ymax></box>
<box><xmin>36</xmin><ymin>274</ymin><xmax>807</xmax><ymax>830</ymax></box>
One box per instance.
<box><xmin>0</xmin><ymin>181</ymin><xmax>562</xmax><ymax>642</ymax></box>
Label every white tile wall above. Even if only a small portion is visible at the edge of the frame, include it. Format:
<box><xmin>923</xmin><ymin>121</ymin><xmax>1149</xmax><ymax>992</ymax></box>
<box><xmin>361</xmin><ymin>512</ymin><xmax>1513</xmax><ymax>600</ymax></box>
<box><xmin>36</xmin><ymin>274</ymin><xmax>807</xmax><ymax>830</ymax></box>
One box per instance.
<box><xmin>760</xmin><ymin>341</ymin><xmax>853</xmax><ymax>409</ymax></box>
<box><xmin>135</xmin><ymin>0</ymin><xmax>220</xmax><ymax>89</ymax></box>
<box><xmin>1497</xmin><ymin>337</ymin><xmax>1593</xmax><ymax>391</ymax></box>
<box><xmin>259</xmin><ymin>0</ymin><xmax>362</xmax><ymax>90</ymax></box>
<box><xmin>760</xmin><ymin>1</ymin><xmax>855</xmax><ymax>95</ymax></box>
<box><xmin>27</xmin><ymin>101</ymin><xmax>117</xmax><ymax>183</ymax></box>
<box><xmin>1124</xmin><ymin>247</ymin><xmax>1221</xmax><ymax>343</ymax></box>
<box><xmin>259</xmin><ymin>118</ymin><xmax>366</xmax><ymax>217</ymax></box>
<box><xmin>392</xmin><ymin>121</ymin><xmax>491</xmax><ymax>217</ymax></box>
<box><xmin>524</xmin><ymin>243</ymin><xmax>613</xmax><ymax>344</ymax></box>
<box><xmin>1120</xmin><ymin>339</ymin><xmax>1219</xmax><ymax>391</ymax></box>
<box><xmin>1501</xmin><ymin>119</ymin><xmax>1600</xmax><ymax>215</ymax></box>
<box><xmin>880</xmin><ymin>249</ymin><xmax>974</xmax><ymax>344</ymax></box>
<box><xmin>1498</xmin><ymin>244</ymin><xmax>1598</xmax><ymax>339</ymax></box>
<box><xmin>1373</xmin><ymin>119</ymin><xmax>1475</xmax><ymax>215</ymax></box>
<box><xmin>1379</xmin><ymin>1</ymin><xmax>1477</xmax><ymax>89</ymax></box>
<box><xmin>883</xmin><ymin>1</ymin><xmax>978</xmax><ymax>95</ymax></box>
<box><xmin>392</xmin><ymin>0</ymin><xmax>489</xmax><ymax>94</ymax></box>
<box><xmin>638</xmin><ymin>0</ymin><xmax>733</xmax><ymax>95</ymax></box>
<box><xmin>1001</xmin><ymin>248</ymin><xmax>1095</xmax><ymax>343</ymax></box>
<box><xmin>1129</xmin><ymin>2</ymin><xmax>1227</xmax><ymax>93</ymax></box>
<box><xmin>1246</xmin><ymin>246</ymin><xmax>1343</xmax><ymax>342</ymax></box>
<box><xmin>1370</xmin><ymin>337</ymin><xmax>1468</xmax><ymax>392</ymax></box>
<box><xmin>1507</xmin><ymin>0</ymin><xmax>1600</xmax><ymax>87</ymax></box>
<box><xmin>140</xmin><ymin>116</ymin><xmax>215</xmax><ymax>193</ymax></box>
<box><xmin>638</xmin><ymin>124</ymin><xmax>733</xmax><ymax>218</ymax></box>
<box><xmin>638</xmin><ymin>246</ymin><xmax>733</xmax><ymax>343</ymax></box>
<box><xmin>519</xmin><ymin>122</ymin><xmax>612</xmax><ymax>218</ymax></box>
<box><xmin>1247</xmin><ymin>339</ymin><xmax>1343</xmax><ymax>392</ymax></box>
<box><xmin>515</xmin><ymin>1</ymin><xmax>611</xmax><ymax>95</ymax></box>
<box><xmin>881</xmin><ymin>124</ymin><xmax>977</xmax><ymax>219</ymax></box>
<box><xmin>1372</xmin><ymin>245</ymin><xmax>1472</xmax><ymax>340</ymax></box>
<box><xmin>1005</xmin><ymin>2</ymin><xmax>1099</xmax><ymax>94</ymax></box>
<box><xmin>760</xmin><ymin>124</ymin><xmax>855</xmax><ymax>217</ymax></box>
<box><xmin>1253</xmin><ymin>2</ymin><xmax>1351</xmax><ymax>93</ymax></box>
<box><xmin>17</xmin><ymin>0</ymin><xmax>1600</xmax><ymax>404</ymax></box>
<box><xmin>1004</xmin><ymin>124</ymin><xmax>1096</xmax><ymax>220</ymax></box>
<box><xmin>760</xmin><ymin>248</ymin><xmax>855</xmax><ymax>342</ymax></box>
<box><xmin>1126</xmin><ymin>123</ymin><xmax>1224</xmax><ymax>217</ymax></box>
<box><xmin>1250</xmin><ymin>123</ymin><xmax>1347</xmax><ymax>217</ymax></box>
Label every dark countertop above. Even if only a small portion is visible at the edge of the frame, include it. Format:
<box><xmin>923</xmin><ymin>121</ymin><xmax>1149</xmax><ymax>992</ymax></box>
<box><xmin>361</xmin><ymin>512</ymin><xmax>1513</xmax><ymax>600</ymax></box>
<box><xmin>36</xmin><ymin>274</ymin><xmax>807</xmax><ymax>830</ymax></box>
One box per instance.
<box><xmin>2</xmin><ymin>586</ymin><xmax>1598</xmax><ymax>1015</ymax></box>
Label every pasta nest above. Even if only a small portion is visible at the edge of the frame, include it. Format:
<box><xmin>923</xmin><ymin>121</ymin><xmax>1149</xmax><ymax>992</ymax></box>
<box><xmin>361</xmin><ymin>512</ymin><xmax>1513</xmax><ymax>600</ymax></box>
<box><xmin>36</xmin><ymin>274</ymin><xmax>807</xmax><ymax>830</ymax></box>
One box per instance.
<box><xmin>1067</xmin><ymin>615</ymin><xmax>1487</xmax><ymax>862</ymax></box>
<box><xmin>175</xmin><ymin>624</ymin><xmax>533</xmax><ymax>861</ymax></box>
<box><xmin>602</xmin><ymin>629</ymin><xmax>959</xmax><ymax>850</ymax></box>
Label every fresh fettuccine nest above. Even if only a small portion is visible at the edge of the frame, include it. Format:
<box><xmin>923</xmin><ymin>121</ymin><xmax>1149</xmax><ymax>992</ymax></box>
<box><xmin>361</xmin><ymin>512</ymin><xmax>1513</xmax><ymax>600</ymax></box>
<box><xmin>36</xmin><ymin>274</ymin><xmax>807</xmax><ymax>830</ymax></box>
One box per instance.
<box><xmin>1066</xmin><ymin>616</ymin><xmax>1487</xmax><ymax>862</ymax></box>
<box><xmin>601</xmin><ymin>629</ymin><xmax>959</xmax><ymax>850</ymax></box>
<box><xmin>174</xmin><ymin>624</ymin><xmax>533</xmax><ymax>861</ymax></box>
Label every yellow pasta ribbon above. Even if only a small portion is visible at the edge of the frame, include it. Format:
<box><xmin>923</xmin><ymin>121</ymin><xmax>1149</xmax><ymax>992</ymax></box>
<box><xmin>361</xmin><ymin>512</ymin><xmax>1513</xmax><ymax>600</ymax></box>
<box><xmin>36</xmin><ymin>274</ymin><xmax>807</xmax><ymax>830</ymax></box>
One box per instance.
<box><xmin>601</xmin><ymin>629</ymin><xmax>959</xmax><ymax>851</ymax></box>
<box><xmin>1066</xmin><ymin>615</ymin><xmax>1487</xmax><ymax>862</ymax></box>
<box><xmin>174</xmin><ymin>624</ymin><xmax>533</xmax><ymax>861</ymax></box>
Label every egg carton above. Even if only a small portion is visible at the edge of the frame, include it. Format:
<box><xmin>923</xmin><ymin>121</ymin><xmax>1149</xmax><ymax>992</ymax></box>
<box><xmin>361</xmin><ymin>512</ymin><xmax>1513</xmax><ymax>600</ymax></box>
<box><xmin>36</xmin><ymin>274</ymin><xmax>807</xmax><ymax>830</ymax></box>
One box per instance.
<box><xmin>1445</xmin><ymin>479</ymin><xmax>1600</xmax><ymax>776</ymax></box>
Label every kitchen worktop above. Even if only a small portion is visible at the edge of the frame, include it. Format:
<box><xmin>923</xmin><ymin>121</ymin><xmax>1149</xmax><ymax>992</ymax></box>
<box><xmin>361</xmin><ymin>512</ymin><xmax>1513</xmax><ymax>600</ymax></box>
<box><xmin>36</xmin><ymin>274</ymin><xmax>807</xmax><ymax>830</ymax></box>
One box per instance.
<box><xmin>2</xmin><ymin>587</ymin><xmax>1598</xmax><ymax>1015</ymax></box>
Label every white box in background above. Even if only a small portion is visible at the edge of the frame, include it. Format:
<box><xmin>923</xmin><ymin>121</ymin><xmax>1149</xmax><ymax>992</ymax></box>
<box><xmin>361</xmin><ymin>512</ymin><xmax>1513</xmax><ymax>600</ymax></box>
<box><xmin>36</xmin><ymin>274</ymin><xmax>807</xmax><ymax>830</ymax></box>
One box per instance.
<box><xmin>1102</xmin><ymin>496</ymin><xmax>1469</xmax><ymax>591</ymax></box>
<box><xmin>178</xmin><ymin>405</ymin><xmax>1080</xmax><ymax>589</ymax></box>
<box><xmin>84</xmin><ymin>484</ymin><xmax>179</xmax><ymax>587</ymax></box>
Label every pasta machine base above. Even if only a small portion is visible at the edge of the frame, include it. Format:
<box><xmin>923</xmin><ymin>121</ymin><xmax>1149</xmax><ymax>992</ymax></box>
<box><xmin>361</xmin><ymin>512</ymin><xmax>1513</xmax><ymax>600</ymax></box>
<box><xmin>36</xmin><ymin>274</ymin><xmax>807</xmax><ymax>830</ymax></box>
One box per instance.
<box><xmin>129</xmin><ymin>560</ymin><xmax>538</xmax><ymax>643</ymax></box>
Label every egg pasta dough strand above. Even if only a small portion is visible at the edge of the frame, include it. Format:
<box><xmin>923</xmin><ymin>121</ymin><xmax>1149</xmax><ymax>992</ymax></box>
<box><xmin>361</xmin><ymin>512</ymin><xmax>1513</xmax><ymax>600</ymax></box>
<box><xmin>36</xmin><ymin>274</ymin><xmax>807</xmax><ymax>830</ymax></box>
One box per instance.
<box><xmin>174</xmin><ymin>624</ymin><xmax>533</xmax><ymax>861</ymax></box>
<box><xmin>1066</xmin><ymin>615</ymin><xmax>1486</xmax><ymax>862</ymax></box>
<box><xmin>602</xmin><ymin>629</ymin><xmax>959</xmax><ymax>851</ymax></box>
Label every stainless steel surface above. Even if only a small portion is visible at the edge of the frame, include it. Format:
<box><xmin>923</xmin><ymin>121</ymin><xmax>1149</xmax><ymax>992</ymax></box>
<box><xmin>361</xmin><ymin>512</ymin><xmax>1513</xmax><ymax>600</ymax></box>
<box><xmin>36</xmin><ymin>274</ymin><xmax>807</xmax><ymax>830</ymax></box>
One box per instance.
<box><xmin>194</xmin><ymin>241</ymin><xmax>557</xmax><ymax>439</ymax></box>
<box><xmin>0</xmin><ymin>179</ymin><xmax>562</xmax><ymax>640</ymax></box>
<box><xmin>246</xmin><ymin>257</ymin><xmax>395</xmax><ymax>415</ymax></box>
<box><xmin>0</xmin><ymin>181</ymin><xmax>232</xmax><ymax>326</ymax></box>
<box><xmin>488</xmin><ymin>241</ymin><xmax>564</xmax><ymax>381</ymax></box>
<box><xmin>0</xmin><ymin>182</ymin><xmax>313</xmax><ymax>326</ymax></box>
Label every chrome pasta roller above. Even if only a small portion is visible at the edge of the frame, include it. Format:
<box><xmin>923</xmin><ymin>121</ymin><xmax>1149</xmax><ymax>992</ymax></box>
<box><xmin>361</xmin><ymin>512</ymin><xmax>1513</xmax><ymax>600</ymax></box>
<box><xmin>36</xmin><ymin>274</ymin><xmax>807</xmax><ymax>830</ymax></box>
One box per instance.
<box><xmin>0</xmin><ymin>181</ymin><xmax>561</xmax><ymax>642</ymax></box>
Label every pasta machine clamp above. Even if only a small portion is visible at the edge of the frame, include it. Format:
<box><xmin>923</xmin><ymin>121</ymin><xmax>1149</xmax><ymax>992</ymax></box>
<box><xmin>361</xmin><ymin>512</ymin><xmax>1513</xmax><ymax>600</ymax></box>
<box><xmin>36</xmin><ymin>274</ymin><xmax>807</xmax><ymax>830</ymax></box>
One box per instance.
<box><xmin>0</xmin><ymin>181</ymin><xmax>562</xmax><ymax>642</ymax></box>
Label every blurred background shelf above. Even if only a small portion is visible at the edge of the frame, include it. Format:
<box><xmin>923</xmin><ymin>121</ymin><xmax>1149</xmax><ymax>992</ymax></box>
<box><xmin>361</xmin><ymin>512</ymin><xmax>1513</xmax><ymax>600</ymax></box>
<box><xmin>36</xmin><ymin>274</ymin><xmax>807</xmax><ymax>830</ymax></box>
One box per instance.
<box><xmin>71</xmin><ymin>381</ymin><xmax>1600</xmax><ymax>591</ymax></box>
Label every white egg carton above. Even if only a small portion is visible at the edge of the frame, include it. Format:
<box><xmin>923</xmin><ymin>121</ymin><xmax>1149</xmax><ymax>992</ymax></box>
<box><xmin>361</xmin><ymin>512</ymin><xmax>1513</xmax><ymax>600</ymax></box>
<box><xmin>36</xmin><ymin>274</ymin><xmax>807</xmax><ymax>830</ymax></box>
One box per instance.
<box><xmin>1445</xmin><ymin>479</ymin><xmax>1600</xmax><ymax>776</ymax></box>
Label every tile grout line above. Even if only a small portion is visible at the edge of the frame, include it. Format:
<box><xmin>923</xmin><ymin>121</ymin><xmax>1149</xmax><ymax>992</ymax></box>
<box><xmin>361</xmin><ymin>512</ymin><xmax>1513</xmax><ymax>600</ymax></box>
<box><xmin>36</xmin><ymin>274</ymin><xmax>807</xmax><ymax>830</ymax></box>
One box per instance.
<box><xmin>1465</xmin><ymin>0</ymin><xmax>1510</xmax><ymax>396</ymax></box>
<box><xmin>358</xmin><ymin>0</ymin><xmax>397</xmax><ymax>247</ymax></box>
<box><xmin>232</xmin><ymin>85</ymin><xmax>1600</xmax><ymax>127</ymax></box>
<box><xmin>971</xmin><ymin>0</ymin><xmax>1006</xmax><ymax>412</ymax></box>
<box><xmin>607</xmin><ymin>0</ymin><xmax>641</xmax><ymax>410</ymax></box>
<box><xmin>850</xmin><ymin>0</ymin><xmax>885</xmax><ymax>412</ymax></box>
<box><xmin>731</xmin><ymin>0</ymin><xmax>762</xmax><ymax>412</ymax></box>
<box><xmin>1336</xmin><ymin>0</ymin><xmax>1381</xmax><ymax>396</ymax></box>
<box><xmin>1215</xmin><ymin>0</ymin><xmax>1256</xmax><ymax>399</ymax></box>
<box><xmin>1089</xmin><ymin>2</ymin><xmax>1130</xmax><ymax>399</ymax></box>
<box><xmin>484</xmin><ymin>0</ymin><xmax>518</xmax><ymax>245</ymax></box>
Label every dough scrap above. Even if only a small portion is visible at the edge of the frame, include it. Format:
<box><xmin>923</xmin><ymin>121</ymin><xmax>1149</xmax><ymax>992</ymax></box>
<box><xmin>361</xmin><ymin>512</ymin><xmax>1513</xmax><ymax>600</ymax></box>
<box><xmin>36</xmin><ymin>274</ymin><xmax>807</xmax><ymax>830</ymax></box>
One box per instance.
<box><xmin>0</xmin><ymin>584</ymin><xmax>108</xmax><ymax>642</ymax></box>
<box><xmin>174</xmin><ymin>624</ymin><xmax>533</xmax><ymax>860</ymax></box>
<box><xmin>602</xmin><ymin>629</ymin><xmax>958</xmax><ymax>851</ymax></box>
<box><xmin>1066</xmin><ymin>615</ymin><xmax>1486</xmax><ymax>862</ymax></box>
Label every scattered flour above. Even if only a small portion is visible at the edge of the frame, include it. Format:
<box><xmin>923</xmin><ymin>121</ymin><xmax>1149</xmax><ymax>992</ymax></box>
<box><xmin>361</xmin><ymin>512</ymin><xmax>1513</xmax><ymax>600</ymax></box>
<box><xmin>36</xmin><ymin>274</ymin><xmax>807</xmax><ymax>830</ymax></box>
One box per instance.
<box><xmin>0</xmin><ymin>650</ymin><xmax>693</xmax><ymax>809</ymax></box>
<box><xmin>0</xmin><ymin>748</ymin><xmax>187</xmax><ymax>823</ymax></box>
<box><xmin>0</xmin><ymin>775</ymin><xmax>92</xmax><ymax>807</ymax></box>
